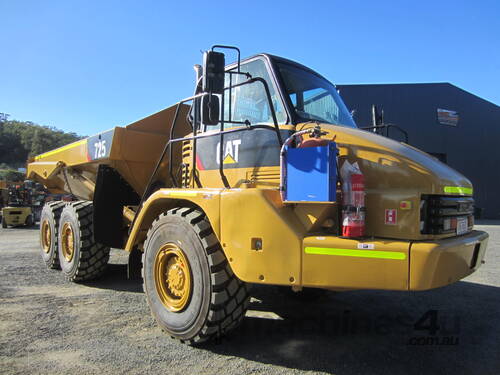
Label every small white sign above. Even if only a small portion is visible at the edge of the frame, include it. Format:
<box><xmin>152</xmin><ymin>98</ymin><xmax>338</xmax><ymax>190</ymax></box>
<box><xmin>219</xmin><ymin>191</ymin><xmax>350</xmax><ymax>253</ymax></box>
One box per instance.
<box><xmin>456</xmin><ymin>217</ymin><xmax>468</xmax><ymax>235</ymax></box>
<box><xmin>358</xmin><ymin>243</ymin><xmax>375</xmax><ymax>250</ymax></box>
<box><xmin>437</xmin><ymin>108</ymin><xmax>459</xmax><ymax>126</ymax></box>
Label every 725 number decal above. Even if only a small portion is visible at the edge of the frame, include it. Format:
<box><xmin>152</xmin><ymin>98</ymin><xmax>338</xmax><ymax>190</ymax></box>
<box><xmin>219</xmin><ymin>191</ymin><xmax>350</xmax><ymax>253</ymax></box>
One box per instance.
<box><xmin>94</xmin><ymin>140</ymin><xmax>107</xmax><ymax>159</ymax></box>
<box><xmin>87</xmin><ymin>129</ymin><xmax>114</xmax><ymax>161</ymax></box>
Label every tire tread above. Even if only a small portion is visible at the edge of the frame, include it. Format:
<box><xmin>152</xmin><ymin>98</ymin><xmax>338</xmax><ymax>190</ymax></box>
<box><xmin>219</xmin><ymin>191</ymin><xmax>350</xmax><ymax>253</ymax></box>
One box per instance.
<box><xmin>142</xmin><ymin>207</ymin><xmax>251</xmax><ymax>344</ymax></box>
<box><xmin>40</xmin><ymin>201</ymin><xmax>65</xmax><ymax>269</ymax></box>
<box><xmin>61</xmin><ymin>201</ymin><xmax>110</xmax><ymax>282</ymax></box>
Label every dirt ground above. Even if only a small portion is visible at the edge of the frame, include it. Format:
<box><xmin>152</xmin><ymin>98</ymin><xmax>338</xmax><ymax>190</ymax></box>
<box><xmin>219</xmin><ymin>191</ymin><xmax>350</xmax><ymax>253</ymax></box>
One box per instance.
<box><xmin>0</xmin><ymin>221</ymin><xmax>499</xmax><ymax>375</ymax></box>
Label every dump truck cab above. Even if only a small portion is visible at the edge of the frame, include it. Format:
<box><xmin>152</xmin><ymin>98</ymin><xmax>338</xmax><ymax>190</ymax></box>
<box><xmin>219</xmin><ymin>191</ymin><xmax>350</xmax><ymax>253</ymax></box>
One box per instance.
<box><xmin>27</xmin><ymin>46</ymin><xmax>489</xmax><ymax>344</ymax></box>
<box><xmin>155</xmin><ymin>50</ymin><xmax>487</xmax><ymax>291</ymax></box>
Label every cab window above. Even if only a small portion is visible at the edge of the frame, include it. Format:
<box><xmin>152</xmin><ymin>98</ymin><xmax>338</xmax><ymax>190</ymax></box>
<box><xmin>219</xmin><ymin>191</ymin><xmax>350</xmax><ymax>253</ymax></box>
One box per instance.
<box><xmin>204</xmin><ymin>58</ymin><xmax>287</xmax><ymax>131</ymax></box>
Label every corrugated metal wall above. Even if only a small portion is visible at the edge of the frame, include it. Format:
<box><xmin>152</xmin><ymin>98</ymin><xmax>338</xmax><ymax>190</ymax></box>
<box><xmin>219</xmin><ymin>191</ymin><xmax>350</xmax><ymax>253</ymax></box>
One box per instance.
<box><xmin>337</xmin><ymin>83</ymin><xmax>500</xmax><ymax>219</ymax></box>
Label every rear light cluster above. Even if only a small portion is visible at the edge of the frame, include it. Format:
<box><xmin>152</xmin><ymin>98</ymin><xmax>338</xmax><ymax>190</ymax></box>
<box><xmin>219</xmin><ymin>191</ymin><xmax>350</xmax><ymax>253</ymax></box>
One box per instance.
<box><xmin>442</xmin><ymin>216</ymin><xmax>474</xmax><ymax>231</ymax></box>
<box><xmin>420</xmin><ymin>195</ymin><xmax>474</xmax><ymax>235</ymax></box>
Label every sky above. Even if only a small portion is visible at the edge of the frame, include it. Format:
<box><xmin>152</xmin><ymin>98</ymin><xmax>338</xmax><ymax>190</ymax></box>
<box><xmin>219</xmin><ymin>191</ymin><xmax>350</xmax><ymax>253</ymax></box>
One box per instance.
<box><xmin>1</xmin><ymin>0</ymin><xmax>499</xmax><ymax>135</ymax></box>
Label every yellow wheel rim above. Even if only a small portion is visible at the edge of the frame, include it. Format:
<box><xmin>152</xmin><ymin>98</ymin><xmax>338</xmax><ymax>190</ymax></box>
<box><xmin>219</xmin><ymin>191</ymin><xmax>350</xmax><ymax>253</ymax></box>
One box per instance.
<box><xmin>61</xmin><ymin>222</ymin><xmax>75</xmax><ymax>262</ymax></box>
<box><xmin>154</xmin><ymin>243</ymin><xmax>192</xmax><ymax>312</ymax></box>
<box><xmin>41</xmin><ymin>220</ymin><xmax>51</xmax><ymax>254</ymax></box>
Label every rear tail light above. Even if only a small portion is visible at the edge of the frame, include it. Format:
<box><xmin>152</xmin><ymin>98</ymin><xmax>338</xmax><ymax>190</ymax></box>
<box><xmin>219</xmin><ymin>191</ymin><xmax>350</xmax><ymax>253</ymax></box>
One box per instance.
<box><xmin>421</xmin><ymin>195</ymin><xmax>474</xmax><ymax>235</ymax></box>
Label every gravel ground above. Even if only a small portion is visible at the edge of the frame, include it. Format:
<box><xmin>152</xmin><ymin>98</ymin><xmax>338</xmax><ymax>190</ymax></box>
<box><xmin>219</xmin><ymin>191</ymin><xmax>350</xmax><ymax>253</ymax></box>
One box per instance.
<box><xmin>0</xmin><ymin>221</ymin><xmax>499</xmax><ymax>375</ymax></box>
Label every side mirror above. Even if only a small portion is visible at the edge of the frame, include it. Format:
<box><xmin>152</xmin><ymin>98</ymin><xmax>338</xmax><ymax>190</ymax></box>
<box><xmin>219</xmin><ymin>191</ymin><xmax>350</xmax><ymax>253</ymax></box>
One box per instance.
<box><xmin>201</xmin><ymin>94</ymin><xmax>220</xmax><ymax>126</ymax></box>
<box><xmin>202</xmin><ymin>51</ymin><xmax>225</xmax><ymax>94</ymax></box>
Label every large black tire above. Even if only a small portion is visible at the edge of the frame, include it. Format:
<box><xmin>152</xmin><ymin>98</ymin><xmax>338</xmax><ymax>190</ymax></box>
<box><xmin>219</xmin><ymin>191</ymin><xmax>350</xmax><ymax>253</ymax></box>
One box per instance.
<box><xmin>143</xmin><ymin>207</ymin><xmax>251</xmax><ymax>345</ymax></box>
<box><xmin>39</xmin><ymin>201</ymin><xmax>65</xmax><ymax>269</ymax></box>
<box><xmin>58</xmin><ymin>201</ymin><xmax>110</xmax><ymax>282</ymax></box>
<box><xmin>1</xmin><ymin>217</ymin><xmax>6</xmax><ymax>229</ymax></box>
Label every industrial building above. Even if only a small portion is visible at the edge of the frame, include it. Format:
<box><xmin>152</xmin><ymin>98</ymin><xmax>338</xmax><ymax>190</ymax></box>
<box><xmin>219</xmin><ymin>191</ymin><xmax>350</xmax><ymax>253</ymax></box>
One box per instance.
<box><xmin>337</xmin><ymin>83</ymin><xmax>500</xmax><ymax>219</ymax></box>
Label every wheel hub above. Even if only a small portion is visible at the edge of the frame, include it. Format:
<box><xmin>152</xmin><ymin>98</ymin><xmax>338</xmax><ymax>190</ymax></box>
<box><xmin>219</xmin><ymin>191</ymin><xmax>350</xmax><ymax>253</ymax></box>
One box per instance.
<box><xmin>154</xmin><ymin>243</ymin><xmax>192</xmax><ymax>312</ymax></box>
<box><xmin>41</xmin><ymin>220</ymin><xmax>51</xmax><ymax>254</ymax></box>
<box><xmin>61</xmin><ymin>222</ymin><xmax>75</xmax><ymax>262</ymax></box>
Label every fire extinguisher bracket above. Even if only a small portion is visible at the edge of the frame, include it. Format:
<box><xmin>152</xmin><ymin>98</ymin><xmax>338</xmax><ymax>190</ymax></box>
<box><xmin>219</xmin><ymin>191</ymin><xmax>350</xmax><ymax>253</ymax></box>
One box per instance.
<box><xmin>284</xmin><ymin>143</ymin><xmax>337</xmax><ymax>203</ymax></box>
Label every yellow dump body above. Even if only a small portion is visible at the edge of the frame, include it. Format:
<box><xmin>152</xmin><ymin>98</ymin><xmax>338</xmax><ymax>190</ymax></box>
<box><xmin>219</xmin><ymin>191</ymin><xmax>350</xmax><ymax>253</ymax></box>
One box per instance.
<box><xmin>27</xmin><ymin>104</ymin><xmax>191</xmax><ymax>200</ymax></box>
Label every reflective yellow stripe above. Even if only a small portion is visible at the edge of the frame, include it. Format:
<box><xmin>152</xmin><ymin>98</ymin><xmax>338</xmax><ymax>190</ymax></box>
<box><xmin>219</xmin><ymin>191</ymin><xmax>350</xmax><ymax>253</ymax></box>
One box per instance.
<box><xmin>305</xmin><ymin>247</ymin><xmax>406</xmax><ymax>260</ymax></box>
<box><xmin>444</xmin><ymin>186</ymin><xmax>473</xmax><ymax>195</ymax></box>
<box><xmin>34</xmin><ymin>139</ymin><xmax>87</xmax><ymax>160</ymax></box>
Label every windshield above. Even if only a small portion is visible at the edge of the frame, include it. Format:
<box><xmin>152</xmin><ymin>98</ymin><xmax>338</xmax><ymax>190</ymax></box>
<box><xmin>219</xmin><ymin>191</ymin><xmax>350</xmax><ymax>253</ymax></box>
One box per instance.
<box><xmin>277</xmin><ymin>62</ymin><xmax>356</xmax><ymax>127</ymax></box>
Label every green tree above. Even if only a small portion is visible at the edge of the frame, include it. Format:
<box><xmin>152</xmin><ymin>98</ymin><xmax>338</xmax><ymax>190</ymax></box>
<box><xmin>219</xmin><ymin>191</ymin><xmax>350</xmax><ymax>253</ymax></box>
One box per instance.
<box><xmin>30</xmin><ymin>129</ymin><xmax>45</xmax><ymax>156</ymax></box>
<box><xmin>0</xmin><ymin>118</ymin><xmax>83</xmax><ymax>168</ymax></box>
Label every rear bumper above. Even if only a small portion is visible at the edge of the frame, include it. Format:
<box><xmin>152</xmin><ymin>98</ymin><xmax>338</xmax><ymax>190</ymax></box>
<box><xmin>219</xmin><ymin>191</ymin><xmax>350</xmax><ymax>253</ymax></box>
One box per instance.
<box><xmin>302</xmin><ymin>236</ymin><xmax>411</xmax><ymax>290</ymax></box>
<box><xmin>301</xmin><ymin>230</ymin><xmax>489</xmax><ymax>291</ymax></box>
<box><xmin>409</xmin><ymin>230</ymin><xmax>489</xmax><ymax>290</ymax></box>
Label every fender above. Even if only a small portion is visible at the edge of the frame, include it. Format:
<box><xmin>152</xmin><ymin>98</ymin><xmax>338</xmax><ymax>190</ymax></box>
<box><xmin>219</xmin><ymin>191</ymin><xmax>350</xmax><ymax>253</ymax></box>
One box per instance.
<box><xmin>126</xmin><ymin>187</ymin><xmax>315</xmax><ymax>287</ymax></box>
<box><xmin>124</xmin><ymin>188</ymin><xmax>223</xmax><ymax>252</ymax></box>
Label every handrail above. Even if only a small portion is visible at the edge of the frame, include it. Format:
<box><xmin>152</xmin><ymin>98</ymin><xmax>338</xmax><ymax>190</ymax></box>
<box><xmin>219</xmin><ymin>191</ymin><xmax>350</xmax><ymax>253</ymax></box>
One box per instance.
<box><xmin>130</xmin><ymin>76</ymin><xmax>284</xmax><ymax>233</ymax></box>
<box><xmin>211</xmin><ymin>45</ymin><xmax>241</xmax><ymax>72</ymax></box>
<box><xmin>360</xmin><ymin>124</ymin><xmax>409</xmax><ymax>144</ymax></box>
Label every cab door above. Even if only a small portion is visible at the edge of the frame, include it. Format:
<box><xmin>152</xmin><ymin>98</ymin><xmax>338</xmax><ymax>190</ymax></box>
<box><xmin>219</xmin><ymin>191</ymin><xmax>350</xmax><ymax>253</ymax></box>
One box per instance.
<box><xmin>192</xmin><ymin>57</ymin><xmax>289</xmax><ymax>188</ymax></box>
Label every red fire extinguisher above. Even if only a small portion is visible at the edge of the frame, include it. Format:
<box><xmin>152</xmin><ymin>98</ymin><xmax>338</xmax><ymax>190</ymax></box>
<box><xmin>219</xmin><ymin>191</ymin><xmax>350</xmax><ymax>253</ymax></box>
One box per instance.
<box><xmin>341</xmin><ymin>164</ymin><xmax>366</xmax><ymax>237</ymax></box>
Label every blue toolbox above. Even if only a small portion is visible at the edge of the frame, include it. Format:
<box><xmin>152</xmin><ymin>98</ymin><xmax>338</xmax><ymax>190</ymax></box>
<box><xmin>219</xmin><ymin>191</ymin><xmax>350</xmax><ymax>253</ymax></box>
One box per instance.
<box><xmin>284</xmin><ymin>143</ymin><xmax>337</xmax><ymax>202</ymax></box>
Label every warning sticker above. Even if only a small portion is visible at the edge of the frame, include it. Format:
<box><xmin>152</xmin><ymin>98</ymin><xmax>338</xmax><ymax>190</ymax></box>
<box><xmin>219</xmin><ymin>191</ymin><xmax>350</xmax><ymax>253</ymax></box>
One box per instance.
<box><xmin>358</xmin><ymin>243</ymin><xmax>375</xmax><ymax>250</ymax></box>
<box><xmin>385</xmin><ymin>209</ymin><xmax>397</xmax><ymax>225</ymax></box>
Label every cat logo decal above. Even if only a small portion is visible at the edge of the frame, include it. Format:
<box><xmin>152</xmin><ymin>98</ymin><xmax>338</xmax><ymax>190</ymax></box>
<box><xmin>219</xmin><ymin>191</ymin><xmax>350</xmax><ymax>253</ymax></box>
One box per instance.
<box><xmin>216</xmin><ymin>139</ymin><xmax>241</xmax><ymax>165</ymax></box>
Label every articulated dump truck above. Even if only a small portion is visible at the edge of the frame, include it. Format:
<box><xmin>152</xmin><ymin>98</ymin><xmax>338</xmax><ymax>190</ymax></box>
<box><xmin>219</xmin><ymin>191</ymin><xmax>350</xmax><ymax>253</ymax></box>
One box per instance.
<box><xmin>27</xmin><ymin>46</ymin><xmax>489</xmax><ymax>344</ymax></box>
